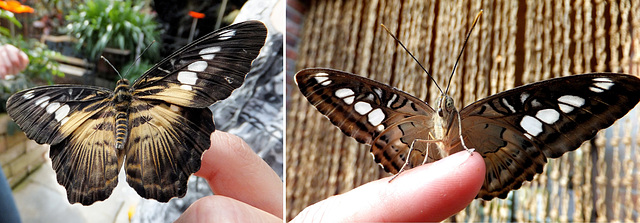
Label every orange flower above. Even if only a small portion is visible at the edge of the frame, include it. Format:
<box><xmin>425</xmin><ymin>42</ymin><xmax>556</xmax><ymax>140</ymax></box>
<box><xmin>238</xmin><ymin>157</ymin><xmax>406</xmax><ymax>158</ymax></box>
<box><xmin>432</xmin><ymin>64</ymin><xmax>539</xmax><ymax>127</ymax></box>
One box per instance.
<box><xmin>189</xmin><ymin>11</ymin><xmax>205</xmax><ymax>19</ymax></box>
<box><xmin>0</xmin><ymin>0</ymin><xmax>34</xmax><ymax>13</ymax></box>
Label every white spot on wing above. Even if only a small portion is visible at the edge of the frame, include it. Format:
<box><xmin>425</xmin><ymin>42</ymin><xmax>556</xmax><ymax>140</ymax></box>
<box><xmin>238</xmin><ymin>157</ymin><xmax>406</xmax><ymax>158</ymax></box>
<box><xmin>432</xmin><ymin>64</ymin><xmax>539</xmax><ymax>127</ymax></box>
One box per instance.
<box><xmin>520</xmin><ymin>115</ymin><xmax>543</xmax><ymax>136</ymax></box>
<box><xmin>343</xmin><ymin>96</ymin><xmax>355</xmax><ymax>105</ymax></box>
<box><xmin>373</xmin><ymin>88</ymin><xmax>383</xmax><ymax>98</ymax></box>
<box><xmin>520</xmin><ymin>92</ymin><xmax>529</xmax><ymax>104</ymax></box>
<box><xmin>177</xmin><ymin>71</ymin><xmax>198</xmax><ymax>85</ymax></box>
<box><xmin>593</xmin><ymin>77</ymin><xmax>613</xmax><ymax>83</ymax></box>
<box><xmin>557</xmin><ymin>95</ymin><xmax>585</xmax><ymax>113</ymax></box>
<box><xmin>377</xmin><ymin>125</ymin><xmax>385</xmax><ymax>131</ymax></box>
<box><xmin>180</xmin><ymin>85</ymin><xmax>193</xmax><ymax>91</ymax></box>
<box><xmin>45</xmin><ymin>102</ymin><xmax>61</xmax><ymax>114</ymax></box>
<box><xmin>502</xmin><ymin>98</ymin><xmax>516</xmax><ymax>113</ymax></box>
<box><xmin>54</xmin><ymin>105</ymin><xmax>70</xmax><ymax>122</ymax></box>
<box><xmin>218</xmin><ymin>30</ymin><xmax>236</xmax><ymax>40</ymax></box>
<box><xmin>188</xmin><ymin>61</ymin><xmax>208</xmax><ymax>72</ymax></box>
<box><xmin>313</xmin><ymin>76</ymin><xmax>331</xmax><ymax>86</ymax></box>
<box><xmin>60</xmin><ymin>117</ymin><xmax>69</xmax><ymax>126</ymax></box>
<box><xmin>23</xmin><ymin>90</ymin><xmax>35</xmax><ymax>99</ymax></box>
<box><xmin>199</xmin><ymin>46</ymin><xmax>221</xmax><ymax>60</ymax></box>
<box><xmin>368</xmin><ymin>108</ymin><xmax>385</xmax><ymax>126</ymax></box>
<box><xmin>387</xmin><ymin>94</ymin><xmax>398</xmax><ymax>107</ymax></box>
<box><xmin>536</xmin><ymin>109</ymin><xmax>560</xmax><ymax>124</ymax></box>
<box><xmin>170</xmin><ymin>104</ymin><xmax>181</xmax><ymax>112</ymax></box>
<box><xmin>35</xmin><ymin>96</ymin><xmax>50</xmax><ymax>107</ymax></box>
<box><xmin>531</xmin><ymin>99</ymin><xmax>542</xmax><ymax>108</ymax></box>
<box><xmin>335</xmin><ymin>88</ymin><xmax>354</xmax><ymax>98</ymax></box>
<box><xmin>354</xmin><ymin>101</ymin><xmax>373</xmax><ymax>115</ymax></box>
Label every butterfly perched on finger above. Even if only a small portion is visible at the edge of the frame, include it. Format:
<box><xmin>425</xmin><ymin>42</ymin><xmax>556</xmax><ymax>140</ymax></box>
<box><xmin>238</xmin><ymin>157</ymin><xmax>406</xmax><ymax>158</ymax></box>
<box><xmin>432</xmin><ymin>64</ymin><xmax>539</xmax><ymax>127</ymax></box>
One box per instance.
<box><xmin>6</xmin><ymin>20</ymin><xmax>267</xmax><ymax>205</ymax></box>
<box><xmin>294</xmin><ymin>12</ymin><xmax>640</xmax><ymax>200</ymax></box>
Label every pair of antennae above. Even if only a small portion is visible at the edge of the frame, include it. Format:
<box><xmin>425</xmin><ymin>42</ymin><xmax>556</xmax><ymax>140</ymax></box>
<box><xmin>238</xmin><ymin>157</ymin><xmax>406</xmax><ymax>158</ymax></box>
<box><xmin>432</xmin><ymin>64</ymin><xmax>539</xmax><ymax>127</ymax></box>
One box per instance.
<box><xmin>381</xmin><ymin>10</ymin><xmax>483</xmax><ymax>95</ymax></box>
<box><xmin>101</xmin><ymin>40</ymin><xmax>157</xmax><ymax>80</ymax></box>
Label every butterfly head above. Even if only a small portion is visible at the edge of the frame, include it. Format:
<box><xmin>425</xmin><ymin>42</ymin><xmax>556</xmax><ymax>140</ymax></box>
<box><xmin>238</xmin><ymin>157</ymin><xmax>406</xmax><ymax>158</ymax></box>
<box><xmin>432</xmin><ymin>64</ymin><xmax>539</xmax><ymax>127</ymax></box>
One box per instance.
<box><xmin>436</xmin><ymin>94</ymin><xmax>459</xmax><ymax>135</ymax></box>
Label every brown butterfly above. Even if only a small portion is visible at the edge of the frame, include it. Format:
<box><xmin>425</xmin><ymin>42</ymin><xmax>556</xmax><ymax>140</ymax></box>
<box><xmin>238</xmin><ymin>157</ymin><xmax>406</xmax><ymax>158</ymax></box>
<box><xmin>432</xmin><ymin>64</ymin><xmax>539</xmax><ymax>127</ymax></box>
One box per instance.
<box><xmin>6</xmin><ymin>21</ymin><xmax>267</xmax><ymax>205</ymax></box>
<box><xmin>296</xmin><ymin>68</ymin><xmax>640</xmax><ymax>199</ymax></box>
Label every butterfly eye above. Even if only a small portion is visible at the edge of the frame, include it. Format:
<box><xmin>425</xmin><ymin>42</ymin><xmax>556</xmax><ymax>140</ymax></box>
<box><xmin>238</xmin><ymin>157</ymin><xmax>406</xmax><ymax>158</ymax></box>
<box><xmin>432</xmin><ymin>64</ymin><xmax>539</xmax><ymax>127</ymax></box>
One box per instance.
<box><xmin>437</xmin><ymin>108</ymin><xmax>444</xmax><ymax>117</ymax></box>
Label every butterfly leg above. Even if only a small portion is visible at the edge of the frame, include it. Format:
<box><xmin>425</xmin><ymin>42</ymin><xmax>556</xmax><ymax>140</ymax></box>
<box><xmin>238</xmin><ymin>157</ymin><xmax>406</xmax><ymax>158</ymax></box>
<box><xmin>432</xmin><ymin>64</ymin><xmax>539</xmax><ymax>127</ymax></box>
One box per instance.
<box><xmin>456</xmin><ymin>112</ymin><xmax>475</xmax><ymax>154</ymax></box>
<box><xmin>389</xmin><ymin>137</ymin><xmax>441</xmax><ymax>182</ymax></box>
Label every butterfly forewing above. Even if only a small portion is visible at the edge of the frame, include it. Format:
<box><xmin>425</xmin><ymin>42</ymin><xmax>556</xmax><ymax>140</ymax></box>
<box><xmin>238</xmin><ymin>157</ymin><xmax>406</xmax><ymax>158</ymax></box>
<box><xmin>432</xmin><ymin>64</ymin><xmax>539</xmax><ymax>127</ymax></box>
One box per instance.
<box><xmin>456</xmin><ymin>73</ymin><xmax>640</xmax><ymax>199</ymax></box>
<box><xmin>6</xmin><ymin>20</ymin><xmax>267</xmax><ymax>205</ymax></box>
<box><xmin>296</xmin><ymin>68</ymin><xmax>443</xmax><ymax>173</ymax></box>
<box><xmin>7</xmin><ymin>85</ymin><xmax>113</xmax><ymax>145</ymax></box>
<box><xmin>132</xmin><ymin>21</ymin><xmax>268</xmax><ymax>108</ymax></box>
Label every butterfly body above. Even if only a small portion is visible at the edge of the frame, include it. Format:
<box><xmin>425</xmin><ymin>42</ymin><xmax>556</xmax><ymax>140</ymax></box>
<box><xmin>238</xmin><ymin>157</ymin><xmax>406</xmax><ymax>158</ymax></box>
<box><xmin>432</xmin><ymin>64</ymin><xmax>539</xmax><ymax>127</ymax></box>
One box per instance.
<box><xmin>7</xmin><ymin>21</ymin><xmax>267</xmax><ymax>205</ymax></box>
<box><xmin>296</xmin><ymin>68</ymin><xmax>640</xmax><ymax>200</ymax></box>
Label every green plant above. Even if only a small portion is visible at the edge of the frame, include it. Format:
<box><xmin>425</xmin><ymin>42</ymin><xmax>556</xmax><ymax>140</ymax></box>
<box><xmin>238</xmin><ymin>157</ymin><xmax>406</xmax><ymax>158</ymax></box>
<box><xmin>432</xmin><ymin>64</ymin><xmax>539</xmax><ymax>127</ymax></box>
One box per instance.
<box><xmin>122</xmin><ymin>59</ymin><xmax>154</xmax><ymax>82</ymax></box>
<box><xmin>64</xmin><ymin>0</ymin><xmax>161</xmax><ymax>62</ymax></box>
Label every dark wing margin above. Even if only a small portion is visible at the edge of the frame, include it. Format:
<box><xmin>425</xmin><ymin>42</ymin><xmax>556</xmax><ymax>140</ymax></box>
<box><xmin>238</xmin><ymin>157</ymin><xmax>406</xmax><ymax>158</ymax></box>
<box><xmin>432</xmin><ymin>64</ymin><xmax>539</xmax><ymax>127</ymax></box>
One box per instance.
<box><xmin>124</xmin><ymin>100</ymin><xmax>215</xmax><ymax>201</ymax></box>
<box><xmin>457</xmin><ymin>73</ymin><xmax>640</xmax><ymax>199</ymax></box>
<box><xmin>131</xmin><ymin>20</ymin><xmax>268</xmax><ymax>108</ymax></box>
<box><xmin>6</xmin><ymin>85</ymin><xmax>122</xmax><ymax>205</ymax></box>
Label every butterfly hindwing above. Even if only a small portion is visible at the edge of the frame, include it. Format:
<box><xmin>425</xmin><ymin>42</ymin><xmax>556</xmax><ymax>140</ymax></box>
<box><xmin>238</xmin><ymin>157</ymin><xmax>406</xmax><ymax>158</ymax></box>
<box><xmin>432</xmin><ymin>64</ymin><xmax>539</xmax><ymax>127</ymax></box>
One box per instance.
<box><xmin>296</xmin><ymin>68</ymin><xmax>441</xmax><ymax>173</ymax></box>
<box><xmin>132</xmin><ymin>21</ymin><xmax>268</xmax><ymax>108</ymax></box>
<box><xmin>124</xmin><ymin>100</ymin><xmax>215</xmax><ymax>201</ymax></box>
<box><xmin>457</xmin><ymin>73</ymin><xmax>640</xmax><ymax>199</ymax></box>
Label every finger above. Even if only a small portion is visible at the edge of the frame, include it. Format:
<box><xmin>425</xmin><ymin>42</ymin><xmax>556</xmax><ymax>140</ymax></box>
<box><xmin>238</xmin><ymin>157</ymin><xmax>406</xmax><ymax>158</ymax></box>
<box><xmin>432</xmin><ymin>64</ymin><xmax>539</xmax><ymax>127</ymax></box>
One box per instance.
<box><xmin>0</xmin><ymin>47</ymin><xmax>9</xmax><ymax>77</ymax></box>
<box><xmin>292</xmin><ymin>151</ymin><xmax>486</xmax><ymax>222</ymax></box>
<box><xmin>195</xmin><ymin>131</ymin><xmax>283</xmax><ymax>218</ymax></box>
<box><xmin>175</xmin><ymin>196</ymin><xmax>281</xmax><ymax>223</ymax></box>
<box><xmin>17</xmin><ymin>50</ymin><xmax>29</xmax><ymax>71</ymax></box>
<box><xmin>4</xmin><ymin>45</ymin><xmax>20</xmax><ymax>74</ymax></box>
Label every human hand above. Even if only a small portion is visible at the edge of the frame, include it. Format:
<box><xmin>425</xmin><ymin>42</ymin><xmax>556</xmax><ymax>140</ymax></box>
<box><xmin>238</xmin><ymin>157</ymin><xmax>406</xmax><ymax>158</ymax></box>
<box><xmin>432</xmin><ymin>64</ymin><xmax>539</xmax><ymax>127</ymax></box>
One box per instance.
<box><xmin>0</xmin><ymin>44</ymin><xmax>29</xmax><ymax>78</ymax></box>
<box><xmin>175</xmin><ymin>131</ymin><xmax>283</xmax><ymax>222</ymax></box>
<box><xmin>291</xmin><ymin>151</ymin><xmax>486</xmax><ymax>222</ymax></box>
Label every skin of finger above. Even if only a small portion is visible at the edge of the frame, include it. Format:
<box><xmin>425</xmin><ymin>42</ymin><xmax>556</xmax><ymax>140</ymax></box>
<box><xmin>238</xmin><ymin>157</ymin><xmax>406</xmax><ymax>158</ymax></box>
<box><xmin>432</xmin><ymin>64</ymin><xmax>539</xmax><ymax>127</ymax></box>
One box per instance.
<box><xmin>292</xmin><ymin>151</ymin><xmax>486</xmax><ymax>222</ymax></box>
<box><xmin>195</xmin><ymin>131</ymin><xmax>283</xmax><ymax>218</ymax></box>
<box><xmin>175</xmin><ymin>195</ymin><xmax>281</xmax><ymax>223</ymax></box>
<box><xmin>4</xmin><ymin>45</ymin><xmax>21</xmax><ymax>75</ymax></box>
<box><xmin>0</xmin><ymin>48</ymin><xmax>9</xmax><ymax>76</ymax></box>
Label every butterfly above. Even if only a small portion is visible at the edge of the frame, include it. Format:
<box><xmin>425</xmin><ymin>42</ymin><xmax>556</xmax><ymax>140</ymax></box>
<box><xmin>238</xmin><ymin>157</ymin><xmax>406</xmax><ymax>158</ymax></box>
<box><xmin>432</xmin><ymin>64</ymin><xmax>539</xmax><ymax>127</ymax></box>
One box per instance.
<box><xmin>6</xmin><ymin>20</ymin><xmax>267</xmax><ymax>205</ymax></box>
<box><xmin>296</xmin><ymin>68</ymin><xmax>640</xmax><ymax>200</ymax></box>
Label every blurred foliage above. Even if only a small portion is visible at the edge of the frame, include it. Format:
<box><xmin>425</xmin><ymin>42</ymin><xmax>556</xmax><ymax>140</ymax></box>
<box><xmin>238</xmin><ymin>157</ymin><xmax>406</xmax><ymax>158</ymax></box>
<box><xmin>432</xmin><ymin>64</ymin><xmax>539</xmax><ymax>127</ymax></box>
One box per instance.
<box><xmin>63</xmin><ymin>0</ymin><xmax>161</xmax><ymax>63</ymax></box>
<box><xmin>30</xmin><ymin>0</ymin><xmax>83</xmax><ymax>35</ymax></box>
<box><xmin>122</xmin><ymin>59</ymin><xmax>154</xmax><ymax>82</ymax></box>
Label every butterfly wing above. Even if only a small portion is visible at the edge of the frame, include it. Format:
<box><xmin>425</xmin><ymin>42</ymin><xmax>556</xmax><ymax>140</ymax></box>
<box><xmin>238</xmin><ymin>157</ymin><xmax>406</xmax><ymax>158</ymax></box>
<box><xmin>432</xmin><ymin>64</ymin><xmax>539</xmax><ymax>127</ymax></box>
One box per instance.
<box><xmin>296</xmin><ymin>68</ymin><xmax>440</xmax><ymax>173</ymax></box>
<box><xmin>131</xmin><ymin>20</ymin><xmax>268</xmax><ymax>108</ymax></box>
<box><xmin>124</xmin><ymin>21</ymin><xmax>267</xmax><ymax>200</ymax></box>
<box><xmin>7</xmin><ymin>86</ymin><xmax>123</xmax><ymax>205</ymax></box>
<box><xmin>124</xmin><ymin>100</ymin><xmax>214</xmax><ymax>201</ymax></box>
<box><xmin>456</xmin><ymin>73</ymin><xmax>640</xmax><ymax>199</ymax></box>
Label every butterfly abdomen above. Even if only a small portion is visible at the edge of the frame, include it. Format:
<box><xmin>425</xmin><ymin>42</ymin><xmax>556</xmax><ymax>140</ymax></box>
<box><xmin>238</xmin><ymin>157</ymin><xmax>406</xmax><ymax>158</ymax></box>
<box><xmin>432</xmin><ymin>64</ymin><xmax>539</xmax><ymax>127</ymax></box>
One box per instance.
<box><xmin>114</xmin><ymin>79</ymin><xmax>132</xmax><ymax>150</ymax></box>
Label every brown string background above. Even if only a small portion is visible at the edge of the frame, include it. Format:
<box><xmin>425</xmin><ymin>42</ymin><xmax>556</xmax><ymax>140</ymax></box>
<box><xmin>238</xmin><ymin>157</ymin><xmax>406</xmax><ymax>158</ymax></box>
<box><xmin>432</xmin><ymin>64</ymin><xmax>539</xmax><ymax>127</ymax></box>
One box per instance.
<box><xmin>286</xmin><ymin>0</ymin><xmax>640</xmax><ymax>221</ymax></box>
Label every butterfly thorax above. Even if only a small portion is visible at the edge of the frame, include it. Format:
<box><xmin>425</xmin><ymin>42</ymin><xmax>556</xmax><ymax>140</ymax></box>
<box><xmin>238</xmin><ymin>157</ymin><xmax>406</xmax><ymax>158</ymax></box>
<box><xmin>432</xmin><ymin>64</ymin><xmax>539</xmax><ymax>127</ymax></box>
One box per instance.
<box><xmin>113</xmin><ymin>79</ymin><xmax>132</xmax><ymax>150</ymax></box>
<box><xmin>433</xmin><ymin>95</ymin><xmax>459</xmax><ymax>139</ymax></box>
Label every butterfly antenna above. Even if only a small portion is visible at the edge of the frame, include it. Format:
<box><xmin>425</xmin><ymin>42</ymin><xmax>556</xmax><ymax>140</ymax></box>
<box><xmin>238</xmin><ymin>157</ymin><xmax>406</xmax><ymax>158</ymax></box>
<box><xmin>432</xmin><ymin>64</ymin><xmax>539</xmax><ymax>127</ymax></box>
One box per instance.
<box><xmin>100</xmin><ymin>56</ymin><xmax>124</xmax><ymax>80</ymax></box>
<box><xmin>381</xmin><ymin>24</ymin><xmax>443</xmax><ymax>95</ymax></box>
<box><xmin>122</xmin><ymin>40</ymin><xmax>157</xmax><ymax>79</ymax></box>
<box><xmin>445</xmin><ymin>10</ymin><xmax>483</xmax><ymax>95</ymax></box>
